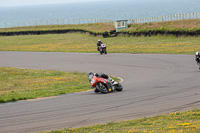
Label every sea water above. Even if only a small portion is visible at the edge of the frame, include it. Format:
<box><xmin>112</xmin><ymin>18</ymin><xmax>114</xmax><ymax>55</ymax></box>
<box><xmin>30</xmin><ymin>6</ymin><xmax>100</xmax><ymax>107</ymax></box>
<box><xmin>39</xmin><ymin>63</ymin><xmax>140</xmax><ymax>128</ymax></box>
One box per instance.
<box><xmin>0</xmin><ymin>0</ymin><xmax>199</xmax><ymax>28</ymax></box>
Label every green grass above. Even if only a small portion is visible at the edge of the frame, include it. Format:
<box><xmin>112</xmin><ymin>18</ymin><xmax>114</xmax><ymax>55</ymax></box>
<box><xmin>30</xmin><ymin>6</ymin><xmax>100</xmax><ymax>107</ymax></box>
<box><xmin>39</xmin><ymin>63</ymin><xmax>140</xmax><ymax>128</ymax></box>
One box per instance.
<box><xmin>0</xmin><ymin>67</ymin><xmax>91</xmax><ymax>103</ymax></box>
<box><xmin>46</xmin><ymin>109</ymin><xmax>200</xmax><ymax>133</ymax></box>
<box><xmin>0</xmin><ymin>33</ymin><xmax>200</xmax><ymax>54</ymax></box>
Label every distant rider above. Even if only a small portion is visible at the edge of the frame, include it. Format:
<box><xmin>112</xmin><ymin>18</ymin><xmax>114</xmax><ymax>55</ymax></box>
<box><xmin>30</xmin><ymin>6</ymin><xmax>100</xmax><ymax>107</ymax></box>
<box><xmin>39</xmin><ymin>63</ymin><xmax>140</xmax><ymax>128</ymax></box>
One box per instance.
<box><xmin>195</xmin><ymin>51</ymin><xmax>200</xmax><ymax>64</ymax></box>
<box><xmin>88</xmin><ymin>72</ymin><xmax>116</xmax><ymax>93</ymax></box>
<box><xmin>97</xmin><ymin>39</ymin><xmax>103</xmax><ymax>51</ymax></box>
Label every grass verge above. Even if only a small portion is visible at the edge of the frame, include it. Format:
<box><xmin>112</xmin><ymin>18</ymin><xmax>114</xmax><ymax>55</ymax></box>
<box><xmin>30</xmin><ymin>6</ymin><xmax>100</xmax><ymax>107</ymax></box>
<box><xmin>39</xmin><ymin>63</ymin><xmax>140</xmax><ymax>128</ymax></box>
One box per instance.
<box><xmin>0</xmin><ymin>33</ymin><xmax>200</xmax><ymax>54</ymax></box>
<box><xmin>46</xmin><ymin>109</ymin><xmax>200</xmax><ymax>133</ymax></box>
<box><xmin>0</xmin><ymin>67</ymin><xmax>91</xmax><ymax>103</ymax></box>
<box><xmin>0</xmin><ymin>67</ymin><xmax>120</xmax><ymax>103</ymax></box>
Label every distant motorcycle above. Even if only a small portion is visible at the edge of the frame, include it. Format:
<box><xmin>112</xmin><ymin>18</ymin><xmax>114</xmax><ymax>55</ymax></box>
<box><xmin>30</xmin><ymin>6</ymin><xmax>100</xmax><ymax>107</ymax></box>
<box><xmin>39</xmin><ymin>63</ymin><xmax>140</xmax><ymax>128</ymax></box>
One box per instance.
<box><xmin>99</xmin><ymin>43</ymin><xmax>107</xmax><ymax>54</ymax></box>
<box><xmin>88</xmin><ymin>74</ymin><xmax>123</xmax><ymax>94</ymax></box>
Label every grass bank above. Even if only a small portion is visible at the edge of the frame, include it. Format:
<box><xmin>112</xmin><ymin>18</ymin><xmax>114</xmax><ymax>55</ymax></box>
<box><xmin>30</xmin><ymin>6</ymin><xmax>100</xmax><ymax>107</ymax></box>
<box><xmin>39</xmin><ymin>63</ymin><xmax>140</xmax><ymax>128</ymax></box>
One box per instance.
<box><xmin>0</xmin><ymin>23</ymin><xmax>115</xmax><ymax>33</ymax></box>
<box><xmin>0</xmin><ymin>67</ymin><xmax>91</xmax><ymax>103</ymax></box>
<box><xmin>124</xmin><ymin>19</ymin><xmax>200</xmax><ymax>33</ymax></box>
<box><xmin>0</xmin><ymin>33</ymin><xmax>200</xmax><ymax>54</ymax></box>
<box><xmin>47</xmin><ymin>109</ymin><xmax>200</xmax><ymax>133</ymax></box>
<box><xmin>1</xmin><ymin>20</ymin><xmax>200</xmax><ymax>37</ymax></box>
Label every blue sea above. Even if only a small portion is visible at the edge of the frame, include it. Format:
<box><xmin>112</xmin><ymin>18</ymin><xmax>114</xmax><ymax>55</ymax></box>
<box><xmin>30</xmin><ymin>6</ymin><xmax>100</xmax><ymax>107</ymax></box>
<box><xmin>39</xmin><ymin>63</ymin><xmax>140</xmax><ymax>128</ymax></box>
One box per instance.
<box><xmin>0</xmin><ymin>0</ymin><xmax>200</xmax><ymax>28</ymax></box>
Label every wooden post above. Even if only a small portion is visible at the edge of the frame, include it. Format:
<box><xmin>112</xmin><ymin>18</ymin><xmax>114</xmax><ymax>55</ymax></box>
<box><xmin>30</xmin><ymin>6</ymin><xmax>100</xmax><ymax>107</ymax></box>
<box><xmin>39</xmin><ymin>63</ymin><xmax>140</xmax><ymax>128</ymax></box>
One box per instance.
<box><xmin>189</xmin><ymin>13</ymin><xmax>191</xmax><ymax>19</ymax></box>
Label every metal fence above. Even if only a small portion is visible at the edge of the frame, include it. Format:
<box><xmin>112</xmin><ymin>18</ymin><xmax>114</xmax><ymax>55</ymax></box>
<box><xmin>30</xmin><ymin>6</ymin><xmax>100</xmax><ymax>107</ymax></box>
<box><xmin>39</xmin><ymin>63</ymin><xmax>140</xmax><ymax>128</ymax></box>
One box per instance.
<box><xmin>3</xmin><ymin>18</ymin><xmax>114</xmax><ymax>28</ymax></box>
<box><xmin>129</xmin><ymin>13</ymin><xmax>200</xmax><ymax>24</ymax></box>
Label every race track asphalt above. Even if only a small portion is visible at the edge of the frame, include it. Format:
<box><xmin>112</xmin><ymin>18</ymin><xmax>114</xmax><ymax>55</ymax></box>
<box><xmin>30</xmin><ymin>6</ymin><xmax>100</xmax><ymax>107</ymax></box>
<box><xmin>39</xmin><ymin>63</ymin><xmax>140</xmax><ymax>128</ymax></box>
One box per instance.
<box><xmin>0</xmin><ymin>52</ymin><xmax>200</xmax><ymax>133</ymax></box>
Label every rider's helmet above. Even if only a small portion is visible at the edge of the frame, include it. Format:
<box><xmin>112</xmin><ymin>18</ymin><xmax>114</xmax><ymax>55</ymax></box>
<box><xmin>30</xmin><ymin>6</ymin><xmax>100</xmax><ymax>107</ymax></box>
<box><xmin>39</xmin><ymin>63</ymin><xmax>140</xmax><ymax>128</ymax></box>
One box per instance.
<box><xmin>88</xmin><ymin>72</ymin><xmax>94</xmax><ymax>77</ymax></box>
<box><xmin>98</xmin><ymin>39</ymin><xmax>101</xmax><ymax>42</ymax></box>
<box><xmin>196</xmin><ymin>51</ymin><xmax>199</xmax><ymax>56</ymax></box>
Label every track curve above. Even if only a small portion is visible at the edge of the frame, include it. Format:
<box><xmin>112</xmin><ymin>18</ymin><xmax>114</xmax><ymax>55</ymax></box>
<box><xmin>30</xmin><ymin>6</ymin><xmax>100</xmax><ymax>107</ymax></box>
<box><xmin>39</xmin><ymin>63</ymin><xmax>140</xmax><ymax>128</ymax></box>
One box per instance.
<box><xmin>0</xmin><ymin>52</ymin><xmax>200</xmax><ymax>133</ymax></box>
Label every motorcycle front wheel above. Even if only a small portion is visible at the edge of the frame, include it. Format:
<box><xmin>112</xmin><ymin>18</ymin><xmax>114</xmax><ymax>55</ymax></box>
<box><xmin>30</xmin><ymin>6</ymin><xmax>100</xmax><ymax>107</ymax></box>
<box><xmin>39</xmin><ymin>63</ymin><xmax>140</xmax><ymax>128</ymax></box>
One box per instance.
<box><xmin>96</xmin><ymin>82</ymin><xmax>109</xmax><ymax>94</ymax></box>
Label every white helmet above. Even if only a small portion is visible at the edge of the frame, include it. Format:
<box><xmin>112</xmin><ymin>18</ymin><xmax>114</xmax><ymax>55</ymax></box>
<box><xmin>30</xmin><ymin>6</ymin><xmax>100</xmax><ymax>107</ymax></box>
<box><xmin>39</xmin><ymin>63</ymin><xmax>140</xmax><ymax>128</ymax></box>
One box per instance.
<box><xmin>196</xmin><ymin>51</ymin><xmax>199</xmax><ymax>55</ymax></box>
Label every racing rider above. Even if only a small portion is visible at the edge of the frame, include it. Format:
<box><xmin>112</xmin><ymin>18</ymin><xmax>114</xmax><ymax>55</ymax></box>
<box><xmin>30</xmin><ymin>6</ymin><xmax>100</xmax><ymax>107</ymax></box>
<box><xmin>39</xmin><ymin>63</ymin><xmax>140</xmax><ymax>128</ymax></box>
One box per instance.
<box><xmin>97</xmin><ymin>39</ymin><xmax>103</xmax><ymax>51</ymax></box>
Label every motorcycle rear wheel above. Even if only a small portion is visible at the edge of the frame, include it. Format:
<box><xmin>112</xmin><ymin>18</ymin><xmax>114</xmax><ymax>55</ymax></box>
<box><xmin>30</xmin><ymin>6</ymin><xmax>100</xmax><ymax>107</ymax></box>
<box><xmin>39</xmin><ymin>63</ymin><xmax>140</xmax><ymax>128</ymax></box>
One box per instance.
<box><xmin>115</xmin><ymin>83</ymin><xmax>123</xmax><ymax>91</ymax></box>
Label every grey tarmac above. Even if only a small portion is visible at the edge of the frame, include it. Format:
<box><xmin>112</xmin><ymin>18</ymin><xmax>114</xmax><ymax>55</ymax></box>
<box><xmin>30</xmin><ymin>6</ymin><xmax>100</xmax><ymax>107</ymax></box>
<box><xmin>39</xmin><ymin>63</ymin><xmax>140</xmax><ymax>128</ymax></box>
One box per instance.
<box><xmin>0</xmin><ymin>52</ymin><xmax>200</xmax><ymax>133</ymax></box>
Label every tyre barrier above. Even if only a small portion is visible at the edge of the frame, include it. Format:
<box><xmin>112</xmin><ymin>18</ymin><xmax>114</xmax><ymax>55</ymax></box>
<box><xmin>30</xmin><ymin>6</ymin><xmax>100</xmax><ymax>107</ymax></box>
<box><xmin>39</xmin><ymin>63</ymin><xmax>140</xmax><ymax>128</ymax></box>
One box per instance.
<box><xmin>117</xmin><ymin>30</ymin><xmax>200</xmax><ymax>37</ymax></box>
<box><xmin>0</xmin><ymin>29</ymin><xmax>102</xmax><ymax>37</ymax></box>
<box><xmin>0</xmin><ymin>29</ymin><xmax>199</xmax><ymax>37</ymax></box>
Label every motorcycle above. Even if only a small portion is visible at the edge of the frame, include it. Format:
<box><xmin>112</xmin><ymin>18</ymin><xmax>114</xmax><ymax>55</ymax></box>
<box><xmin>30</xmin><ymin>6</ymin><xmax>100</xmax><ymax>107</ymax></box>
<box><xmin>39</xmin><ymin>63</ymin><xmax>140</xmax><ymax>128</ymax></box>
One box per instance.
<box><xmin>88</xmin><ymin>74</ymin><xmax>123</xmax><ymax>94</ymax></box>
<box><xmin>99</xmin><ymin>43</ymin><xmax>107</xmax><ymax>54</ymax></box>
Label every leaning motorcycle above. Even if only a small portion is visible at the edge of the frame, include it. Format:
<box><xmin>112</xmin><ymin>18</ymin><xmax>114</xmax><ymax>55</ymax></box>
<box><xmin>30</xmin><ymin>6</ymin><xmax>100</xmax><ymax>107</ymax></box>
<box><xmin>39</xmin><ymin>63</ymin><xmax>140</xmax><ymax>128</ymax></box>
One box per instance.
<box><xmin>88</xmin><ymin>75</ymin><xmax>123</xmax><ymax>94</ymax></box>
<box><xmin>99</xmin><ymin>43</ymin><xmax>107</xmax><ymax>54</ymax></box>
